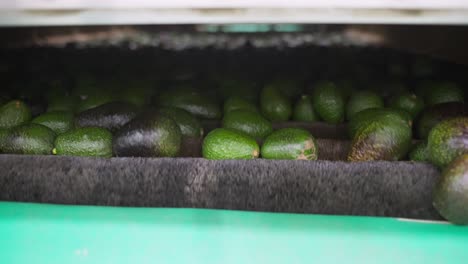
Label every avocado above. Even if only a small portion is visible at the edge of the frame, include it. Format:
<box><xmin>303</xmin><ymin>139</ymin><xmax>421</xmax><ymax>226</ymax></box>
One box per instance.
<box><xmin>409</xmin><ymin>141</ymin><xmax>429</xmax><ymax>162</ymax></box>
<box><xmin>261</xmin><ymin>128</ymin><xmax>318</xmax><ymax>160</ymax></box>
<box><xmin>269</xmin><ymin>79</ymin><xmax>302</xmax><ymax>99</ymax></box>
<box><xmin>47</xmin><ymin>96</ymin><xmax>78</xmax><ymax>113</ymax></box>
<box><xmin>293</xmin><ymin>95</ymin><xmax>317</xmax><ymax>122</ymax></box>
<box><xmin>260</xmin><ymin>84</ymin><xmax>292</xmax><ymax>122</ymax></box>
<box><xmin>113</xmin><ymin>112</ymin><xmax>181</xmax><ymax>157</ymax></box>
<box><xmin>224</xmin><ymin>96</ymin><xmax>258</xmax><ymax>114</ymax></box>
<box><xmin>417</xmin><ymin>102</ymin><xmax>467</xmax><ymax>139</ymax></box>
<box><xmin>219</xmin><ymin>79</ymin><xmax>258</xmax><ymax>102</ymax></box>
<box><xmin>76</xmin><ymin>92</ymin><xmax>117</xmax><ymax>113</ymax></box>
<box><xmin>348</xmin><ymin>108</ymin><xmax>412</xmax><ymax>139</ymax></box>
<box><xmin>433</xmin><ymin>154</ymin><xmax>468</xmax><ymax>225</ymax></box>
<box><xmin>427</xmin><ymin>117</ymin><xmax>468</xmax><ymax>168</ymax></box>
<box><xmin>348</xmin><ymin>117</ymin><xmax>412</xmax><ymax>161</ymax></box>
<box><xmin>157</xmin><ymin>88</ymin><xmax>221</xmax><ymax>120</ymax></box>
<box><xmin>3</xmin><ymin>124</ymin><xmax>56</xmax><ymax>155</ymax></box>
<box><xmin>222</xmin><ymin>109</ymin><xmax>273</xmax><ymax>140</ymax></box>
<box><xmin>157</xmin><ymin>106</ymin><xmax>203</xmax><ymax>138</ymax></box>
<box><xmin>0</xmin><ymin>100</ymin><xmax>32</xmax><ymax>129</ymax></box>
<box><xmin>312</xmin><ymin>81</ymin><xmax>345</xmax><ymax>124</ymax></box>
<box><xmin>424</xmin><ymin>82</ymin><xmax>463</xmax><ymax>106</ymax></box>
<box><xmin>202</xmin><ymin>128</ymin><xmax>259</xmax><ymax>160</ymax></box>
<box><xmin>346</xmin><ymin>90</ymin><xmax>384</xmax><ymax>120</ymax></box>
<box><xmin>118</xmin><ymin>80</ymin><xmax>153</xmax><ymax>107</ymax></box>
<box><xmin>53</xmin><ymin>127</ymin><xmax>113</xmax><ymax>157</ymax></box>
<box><xmin>75</xmin><ymin>102</ymin><xmax>139</xmax><ymax>133</ymax></box>
<box><xmin>389</xmin><ymin>92</ymin><xmax>424</xmax><ymax>119</ymax></box>
<box><xmin>32</xmin><ymin>111</ymin><xmax>74</xmax><ymax>135</ymax></box>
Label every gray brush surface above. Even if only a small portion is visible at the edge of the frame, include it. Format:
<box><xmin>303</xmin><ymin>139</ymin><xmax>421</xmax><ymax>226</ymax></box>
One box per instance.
<box><xmin>0</xmin><ymin>155</ymin><xmax>441</xmax><ymax>220</ymax></box>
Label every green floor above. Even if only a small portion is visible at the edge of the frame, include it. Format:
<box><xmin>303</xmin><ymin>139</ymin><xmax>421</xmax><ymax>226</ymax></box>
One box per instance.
<box><xmin>0</xmin><ymin>202</ymin><xmax>466</xmax><ymax>264</ymax></box>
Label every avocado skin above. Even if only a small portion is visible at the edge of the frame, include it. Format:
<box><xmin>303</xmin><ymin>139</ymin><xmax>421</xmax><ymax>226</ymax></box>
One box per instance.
<box><xmin>75</xmin><ymin>102</ymin><xmax>139</xmax><ymax>133</ymax></box>
<box><xmin>0</xmin><ymin>100</ymin><xmax>32</xmax><ymax>129</ymax></box>
<box><xmin>47</xmin><ymin>96</ymin><xmax>78</xmax><ymax>113</ymax></box>
<box><xmin>390</xmin><ymin>92</ymin><xmax>424</xmax><ymax>119</ymax></box>
<box><xmin>113</xmin><ymin>112</ymin><xmax>181</xmax><ymax>157</ymax></box>
<box><xmin>261</xmin><ymin>128</ymin><xmax>318</xmax><ymax>160</ymax></box>
<box><xmin>260</xmin><ymin>84</ymin><xmax>292</xmax><ymax>122</ymax></box>
<box><xmin>202</xmin><ymin>128</ymin><xmax>259</xmax><ymax>160</ymax></box>
<box><xmin>157</xmin><ymin>88</ymin><xmax>221</xmax><ymax>120</ymax></box>
<box><xmin>157</xmin><ymin>106</ymin><xmax>203</xmax><ymax>138</ymax></box>
<box><xmin>409</xmin><ymin>141</ymin><xmax>429</xmax><ymax>162</ymax></box>
<box><xmin>346</xmin><ymin>90</ymin><xmax>384</xmax><ymax>121</ymax></box>
<box><xmin>348</xmin><ymin>108</ymin><xmax>412</xmax><ymax>139</ymax></box>
<box><xmin>224</xmin><ymin>96</ymin><xmax>258</xmax><ymax>114</ymax></box>
<box><xmin>417</xmin><ymin>102</ymin><xmax>467</xmax><ymax>139</ymax></box>
<box><xmin>222</xmin><ymin>109</ymin><xmax>273</xmax><ymax>141</ymax></box>
<box><xmin>348</xmin><ymin>118</ymin><xmax>412</xmax><ymax>161</ymax></box>
<box><xmin>293</xmin><ymin>95</ymin><xmax>317</xmax><ymax>122</ymax></box>
<box><xmin>428</xmin><ymin>117</ymin><xmax>468</xmax><ymax>168</ymax></box>
<box><xmin>312</xmin><ymin>81</ymin><xmax>345</xmax><ymax>124</ymax></box>
<box><xmin>54</xmin><ymin>127</ymin><xmax>113</xmax><ymax>157</ymax></box>
<box><xmin>424</xmin><ymin>82</ymin><xmax>464</xmax><ymax>106</ymax></box>
<box><xmin>32</xmin><ymin>111</ymin><xmax>74</xmax><ymax>134</ymax></box>
<box><xmin>2</xmin><ymin>124</ymin><xmax>56</xmax><ymax>155</ymax></box>
<box><xmin>433</xmin><ymin>154</ymin><xmax>468</xmax><ymax>225</ymax></box>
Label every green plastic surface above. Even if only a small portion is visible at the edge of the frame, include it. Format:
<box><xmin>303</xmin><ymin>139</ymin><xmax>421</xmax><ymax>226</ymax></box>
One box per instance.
<box><xmin>0</xmin><ymin>202</ymin><xmax>467</xmax><ymax>264</ymax></box>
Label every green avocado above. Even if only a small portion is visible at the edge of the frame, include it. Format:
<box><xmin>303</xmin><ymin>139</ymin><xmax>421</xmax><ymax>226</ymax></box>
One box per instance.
<box><xmin>389</xmin><ymin>92</ymin><xmax>424</xmax><ymax>119</ymax></box>
<box><xmin>113</xmin><ymin>112</ymin><xmax>181</xmax><ymax>157</ymax></box>
<box><xmin>3</xmin><ymin>124</ymin><xmax>56</xmax><ymax>155</ymax></box>
<box><xmin>224</xmin><ymin>96</ymin><xmax>258</xmax><ymax>114</ymax></box>
<box><xmin>261</xmin><ymin>128</ymin><xmax>318</xmax><ymax>160</ymax></box>
<box><xmin>158</xmin><ymin>106</ymin><xmax>204</xmax><ymax>138</ymax></box>
<box><xmin>260</xmin><ymin>84</ymin><xmax>292</xmax><ymax>122</ymax></box>
<box><xmin>417</xmin><ymin>102</ymin><xmax>467</xmax><ymax>139</ymax></box>
<box><xmin>346</xmin><ymin>90</ymin><xmax>384</xmax><ymax>120</ymax></box>
<box><xmin>433</xmin><ymin>154</ymin><xmax>468</xmax><ymax>225</ymax></box>
<box><xmin>312</xmin><ymin>81</ymin><xmax>345</xmax><ymax>124</ymax></box>
<box><xmin>427</xmin><ymin>117</ymin><xmax>468</xmax><ymax>168</ymax></box>
<box><xmin>222</xmin><ymin>109</ymin><xmax>273</xmax><ymax>141</ymax></box>
<box><xmin>409</xmin><ymin>141</ymin><xmax>429</xmax><ymax>162</ymax></box>
<box><xmin>0</xmin><ymin>100</ymin><xmax>32</xmax><ymax>129</ymax></box>
<box><xmin>293</xmin><ymin>95</ymin><xmax>317</xmax><ymax>122</ymax></box>
<box><xmin>202</xmin><ymin>128</ymin><xmax>259</xmax><ymax>160</ymax></box>
<box><xmin>32</xmin><ymin>111</ymin><xmax>74</xmax><ymax>135</ymax></box>
<box><xmin>74</xmin><ymin>102</ymin><xmax>139</xmax><ymax>133</ymax></box>
<box><xmin>424</xmin><ymin>82</ymin><xmax>464</xmax><ymax>106</ymax></box>
<box><xmin>347</xmin><ymin>117</ymin><xmax>412</xmax><ymax>161</ymax></box>
<box><xmin>348</xmin><ymin>108</ymin><xmax>412</xmax><ymax>139</ymax></box>
<box><xmin>47</xmin><ymin>96</ymin><xmax>79</xmax><ymax>113</ymax></box>
<box><xmin>157</xmin><ymin>88</ymin><xmax>221</xmax><ymax>120</ymax></box>
<box><xmin>53</xmin><ymin>127</ymin><xmax>113</xmax><ymax>158</ymax></box>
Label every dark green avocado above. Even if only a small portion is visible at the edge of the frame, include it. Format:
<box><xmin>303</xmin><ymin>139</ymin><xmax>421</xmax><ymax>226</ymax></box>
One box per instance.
<box><xmin>32</xmin><ymin>111</ymin><xmax>74</xmax><ymax>134</ymax></box>
<box><xmin>2</xmin><ymin>124</ymin><xmax>56</xmax><ymax>155</ymax></box>
<box><xmin>113</xmin><ymin>112</ymin><xmax>182</xmax><ymax>157</ymax></box>
<box><xmin>427</xmin><ymin>117</ymin><xmax>468</xmax><ymax>168</ymax></box>
<box><xmin>260</xmin><ymin>84</ymin><xmax>292</xmax><ymax>122</ymax></box>
<box><xmin>202</xmin><ymin>128</ymin><xmax>259</xmax><ymax>160</ymax></box>
<box><xmin>261</xmin><ymin>128</ymin><xmax>318</xmax><ymax>160</ymax></box>
<box><xmin>312</xmin><ymin>81</ymin><xmax>345</xmax><ymax>124</ymax></box>
<box><xmin>346</xmin><ymin>90</ymin><xmax>384</xmax><ymax>121</ymax></box>
<box><xmin>293</xmin><ymin>95</ymin><xmax>317</xmax><ymax>122</ymax></box>
<box><xmin>222</xmin><ymin>109</ymin><xmax>273</xmax><ymax>141</ymax></box>
<box><xmin>433</xmin><ymin>154</ymin><xmax>468</xmax><ymax>225</ymax></box>
<box><xmin>53</xmin><ymin>127</ymin><xmax>113</xmax><ymax>157</ymax></box>
<box><xmin>0</xmin><ymin>100</ymin><xmax>32</xmax><ymax>129</ymax></box>
<box><xmin>75</xmin><ymin>102</ymin><xmax>139</xmax><ymax>133</ymax></box>
<box><xmin>417</xmin><ymin>102</ymin><xmax>467</xmax><ymax>139</ymax></box>
<box><xmin>157</xmin><ymin>106</ymin><xmax>203</xmax><ymax>138</ymax></box>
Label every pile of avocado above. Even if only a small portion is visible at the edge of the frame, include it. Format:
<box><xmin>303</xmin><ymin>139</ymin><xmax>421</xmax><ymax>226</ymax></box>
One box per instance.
<box><xmin>1</xmin><ymin>64</ymin><xmax>467</xmax><ymax>224</ymax></box>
